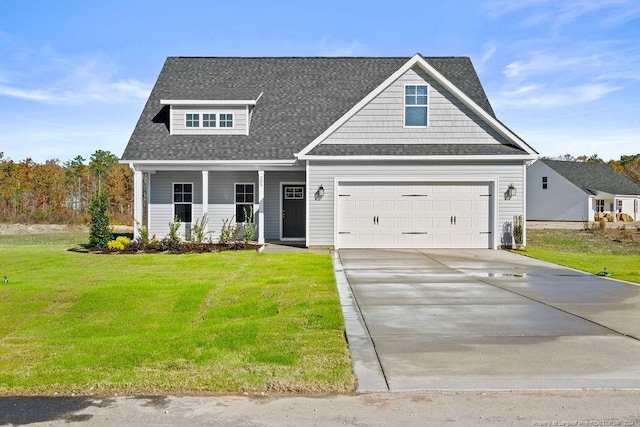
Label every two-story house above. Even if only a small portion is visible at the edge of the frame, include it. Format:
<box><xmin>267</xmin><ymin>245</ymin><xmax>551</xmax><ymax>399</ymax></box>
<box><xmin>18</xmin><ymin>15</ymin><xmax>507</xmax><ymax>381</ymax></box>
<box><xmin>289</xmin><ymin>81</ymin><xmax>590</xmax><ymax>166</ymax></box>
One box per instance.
<box><xmin>121</xmin><ymin>54</ymin><xmax>537</xmax><ymax>249</ymax></box>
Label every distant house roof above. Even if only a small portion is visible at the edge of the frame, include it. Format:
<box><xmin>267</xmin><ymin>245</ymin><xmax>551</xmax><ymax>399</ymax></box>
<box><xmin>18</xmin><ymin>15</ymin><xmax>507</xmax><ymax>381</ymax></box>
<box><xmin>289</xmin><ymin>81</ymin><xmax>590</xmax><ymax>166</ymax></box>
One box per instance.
<box><xmin>122</xmin><ymin>56</ymin><xmax>526</xmax><ymax>162</ymax></box>
<box><xmin>540</xmin><ymin>159</ymin><xmax>640</xmax><ymax>196</ymax></box>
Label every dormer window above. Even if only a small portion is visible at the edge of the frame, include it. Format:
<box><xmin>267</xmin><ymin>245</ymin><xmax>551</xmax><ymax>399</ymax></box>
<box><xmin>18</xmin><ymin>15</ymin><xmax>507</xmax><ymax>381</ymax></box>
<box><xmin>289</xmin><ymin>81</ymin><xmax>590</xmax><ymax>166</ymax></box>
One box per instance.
<box><xmin>184</xmin><ymin>112</ymin><xmax>233</xmax><ymax>128</ymax></box>
<box><xmin>220</xmin><ymin>114</ymin><xmax>233</xmax><ymax>128</ymax></box>
<box><xmin>203</xmin><ymin>113</ymin><xmax>216</xmax><ymax>127</ymax></box>
<box><xmin>186</xmin><ymin>113</ymin><xmax>199</xmax><ymax>127</ymax></box>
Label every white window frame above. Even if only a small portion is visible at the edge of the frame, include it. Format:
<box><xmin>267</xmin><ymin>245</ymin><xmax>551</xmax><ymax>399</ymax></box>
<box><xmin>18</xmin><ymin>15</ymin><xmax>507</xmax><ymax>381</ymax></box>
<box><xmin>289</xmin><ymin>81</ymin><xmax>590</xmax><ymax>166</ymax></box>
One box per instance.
<box><xmin>403</xmin><ymin>84</ymin><xmax>429</xmax><ymax>128</ymax></box>
<box><xmin>202</xmin><ymin>113</ymin><xmax>216</xmax><ymax>128</ymax></box>
<box><xmin>184</xmin><ymin>112</ymin><xmax>234</xmax><ymax>128</ymax></box>
<box><xmin>185</xmin><ymin>113</ymin><xmax>200</xmax><ymax>128</ymax></box>
<box><xmin>219</xmin><ymin>113</ymin><xmax>234</xmax><ymax>128</ymax></box>
<box><xmin>173</xmin><ymin>182</ymin><xmax>194</xmax><ymax>223</ymax></box>
<box><xmin>595</xmin><ymin>199</ymin><xmax>605</xmax><ymax>213</ymax></box>
<box><xmin>234</xmin><ymin>182</ymin><xmax>255</xmax><ymax>223</ymax></box>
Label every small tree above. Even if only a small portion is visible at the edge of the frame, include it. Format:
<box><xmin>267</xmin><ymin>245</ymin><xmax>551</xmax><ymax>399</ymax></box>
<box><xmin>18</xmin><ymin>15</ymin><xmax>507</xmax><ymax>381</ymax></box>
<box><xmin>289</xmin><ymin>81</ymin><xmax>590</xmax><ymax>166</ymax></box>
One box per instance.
<box><xmin>88</xmin><ymin>188</ymin><xmax>111</xmax><ymax>248</ymax></box>
<box><xmin>513</xmin><ymin>215</ymin><xmax>524</xmax><ymax>247</ymax></box>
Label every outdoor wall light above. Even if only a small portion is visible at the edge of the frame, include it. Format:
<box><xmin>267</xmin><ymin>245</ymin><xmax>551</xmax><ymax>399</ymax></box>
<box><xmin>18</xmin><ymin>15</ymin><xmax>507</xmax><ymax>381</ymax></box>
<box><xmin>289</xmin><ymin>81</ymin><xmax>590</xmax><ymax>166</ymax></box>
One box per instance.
<box><xmin>507</xmin><ymin>183</ymin><xmax>517</xmax><ymax>198</ymax></box>
<box><xmin>318</xmin><ymin>184</ymin><xmax>325</xmax><ymax>197</ymax></box>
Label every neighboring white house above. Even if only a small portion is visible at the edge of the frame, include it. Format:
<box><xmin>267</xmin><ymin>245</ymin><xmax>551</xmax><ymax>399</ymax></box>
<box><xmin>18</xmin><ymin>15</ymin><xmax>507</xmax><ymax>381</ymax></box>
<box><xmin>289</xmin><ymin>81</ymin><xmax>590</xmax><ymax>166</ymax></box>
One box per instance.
<box><xmin>121</xmin><ymin>54</ymin><xmax>538</xmax><ymax>249</ymax></box>
<box><xmin>527</xmin><ymin>159</ymin><xmax>640</xmax><ymax>222</ymax></box>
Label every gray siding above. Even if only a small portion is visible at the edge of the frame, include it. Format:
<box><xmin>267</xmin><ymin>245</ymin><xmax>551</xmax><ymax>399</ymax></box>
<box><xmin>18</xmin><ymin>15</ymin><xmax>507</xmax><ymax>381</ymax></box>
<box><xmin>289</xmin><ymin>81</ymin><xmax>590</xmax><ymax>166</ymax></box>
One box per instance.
<box><xmin>147</xmin><ymin>170</ymin><xmax>304</xmax><ymax>241</ymax></box>
<box><xmin>264</xmin><ymin>170</ymin><xmax>306</xmax><ymax>240</ymax></box>
<box><xmin>171</xmin><ymin>105</ymin><xmax>247</xmax><ymax>135</ymax></box>
<box><xmin>321</xmin><ymin>66</ymin><xmax>511</xmax><ymax>145</ymax></box>
<box><xmin>307</xmin><ymin>161</ymin><xmax>526</xmax><ymax>248</ymax></box>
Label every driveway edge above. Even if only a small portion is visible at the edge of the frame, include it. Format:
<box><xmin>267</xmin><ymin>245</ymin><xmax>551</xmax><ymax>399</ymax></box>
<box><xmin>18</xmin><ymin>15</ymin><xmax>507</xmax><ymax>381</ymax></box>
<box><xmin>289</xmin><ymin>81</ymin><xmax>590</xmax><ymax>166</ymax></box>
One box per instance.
<box><xmin>331</xmin><ymin>250</ymin><xmax>389</xmax><ymax>392</ymax></box>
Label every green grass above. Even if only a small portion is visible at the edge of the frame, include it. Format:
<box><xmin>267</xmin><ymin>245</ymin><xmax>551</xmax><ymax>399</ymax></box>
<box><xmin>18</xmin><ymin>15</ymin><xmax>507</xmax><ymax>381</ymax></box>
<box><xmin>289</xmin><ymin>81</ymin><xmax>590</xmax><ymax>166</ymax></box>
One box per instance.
<box><xmin>522</xmin><ymin>229</ymin><xmax>640</xmax><ymax>284</ymax></box>
<box><xmin>0</xmin><ymin>234</ymin><xmax>354</xmax><ymax>395</ymax></box>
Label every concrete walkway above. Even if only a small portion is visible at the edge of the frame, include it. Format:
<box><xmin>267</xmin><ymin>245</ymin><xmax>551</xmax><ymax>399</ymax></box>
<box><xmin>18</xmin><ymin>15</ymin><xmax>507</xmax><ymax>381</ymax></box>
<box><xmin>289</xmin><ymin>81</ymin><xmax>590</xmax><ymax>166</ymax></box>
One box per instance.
<box><xmin>335</xmin><ymin>249</ymin><xmax>640</xmax><ymax>391</ymax></box>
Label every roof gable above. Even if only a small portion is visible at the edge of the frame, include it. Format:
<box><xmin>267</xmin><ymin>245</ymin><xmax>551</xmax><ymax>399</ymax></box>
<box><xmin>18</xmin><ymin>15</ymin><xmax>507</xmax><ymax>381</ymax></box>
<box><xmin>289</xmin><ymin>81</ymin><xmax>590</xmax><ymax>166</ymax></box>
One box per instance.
<box><xmin>297</xmin><ymin>54</ymin><xmax>536</xmax><ymax>158</ymax></box>
<box><xmin>540</xmin><ymin>159</ymin><xmax>640</xmax><ymax>196</ymax></box>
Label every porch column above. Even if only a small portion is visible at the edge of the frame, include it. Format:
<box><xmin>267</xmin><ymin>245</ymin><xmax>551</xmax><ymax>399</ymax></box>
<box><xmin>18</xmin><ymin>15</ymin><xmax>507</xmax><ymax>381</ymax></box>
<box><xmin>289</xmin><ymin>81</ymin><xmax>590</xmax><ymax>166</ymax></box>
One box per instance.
<box><xmin>202</xmin><ymin>171</ymin><xmax>209</xmax><ymax>235</ymax></box>
<box><xmin>132</xmin><ymin>166</ymin><xmax>143</xmax><ymax>240</ymax></box>
<box><xmin>258</xmin><ymin>170</ymin><xmax>265</xmax><ymax>244</ymax></box>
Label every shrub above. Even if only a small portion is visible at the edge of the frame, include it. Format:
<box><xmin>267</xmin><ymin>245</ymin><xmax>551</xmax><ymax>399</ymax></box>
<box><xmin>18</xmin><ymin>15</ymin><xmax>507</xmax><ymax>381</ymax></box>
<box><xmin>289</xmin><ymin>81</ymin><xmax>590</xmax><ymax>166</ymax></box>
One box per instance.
<box><xmin>168</xmin><ymin>216</ymin><xmax>182</xmax><ymax>242</ymax></box>
<box><xmin>191</xmin><ymin>214</ymin><xmax>209</xmax><ymax>243</ymax></box>
<box><xmin>513</xmin><ymin>215</ymin><xmax>523</xmax><ymax>246</ymax></box>
<box><xmin>107</xmin><ymin>236</ymin><xmax>131</xmax><ymax>251</ymax></box>
<box><xmin>88</xmin><ymin>189</ymin><xmax>112</xmax><ymax>248</ymax></box>
<box><xmin>242</xmin><ymin>207</ymin><xmax>256</xmax><ymax>243</ymax></box>
<box><xmin>218</xmin><ymin>217</ymin><xmax>239</xmax><ymax>244</ymax></box>
<box><xmin>135</xmin><ymin>220</ymin><xmax>149</xmax><ymax>246</ymax></box>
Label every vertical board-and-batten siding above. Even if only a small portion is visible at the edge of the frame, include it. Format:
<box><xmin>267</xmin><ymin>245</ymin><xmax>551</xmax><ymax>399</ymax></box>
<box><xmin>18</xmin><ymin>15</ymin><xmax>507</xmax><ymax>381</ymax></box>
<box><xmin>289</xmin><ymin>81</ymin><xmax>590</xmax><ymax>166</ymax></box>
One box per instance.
<box><xmin>307</xmin><ymin>161</ymin><xmax>525</xmax><ymax>247</ymax></box>
<box><xmin>147</xmin><ymin>170</ymin><xmax>304</xmax><ymax>240</ymax></box>
<box><xmin>321</xmin><ymin>66</ymin><xmax>511</xmax><ymax>145</ymax></box>
<box><xmin>170</xmin><ymin>105</ymin><xmax>247</xmax><ymax>135</ymax></box>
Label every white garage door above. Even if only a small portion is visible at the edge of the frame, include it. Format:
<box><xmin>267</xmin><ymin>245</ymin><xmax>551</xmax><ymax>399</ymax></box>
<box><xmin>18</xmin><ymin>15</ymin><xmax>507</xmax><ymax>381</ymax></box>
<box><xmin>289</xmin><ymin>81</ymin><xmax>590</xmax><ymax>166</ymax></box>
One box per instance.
<box><xmin>337</xmin><ymin>182</ymin><xmax>492</xmax><ymax>248</ymax></box>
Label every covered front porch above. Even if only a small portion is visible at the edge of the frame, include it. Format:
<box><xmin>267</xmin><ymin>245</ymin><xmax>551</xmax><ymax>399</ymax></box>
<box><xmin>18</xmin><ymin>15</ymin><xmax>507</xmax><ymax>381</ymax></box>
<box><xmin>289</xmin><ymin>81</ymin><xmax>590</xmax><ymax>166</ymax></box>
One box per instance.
<box><xmin>129</xmin><ymin>164</ymin><xmax>307</xmax><ymax>245</ymax></box>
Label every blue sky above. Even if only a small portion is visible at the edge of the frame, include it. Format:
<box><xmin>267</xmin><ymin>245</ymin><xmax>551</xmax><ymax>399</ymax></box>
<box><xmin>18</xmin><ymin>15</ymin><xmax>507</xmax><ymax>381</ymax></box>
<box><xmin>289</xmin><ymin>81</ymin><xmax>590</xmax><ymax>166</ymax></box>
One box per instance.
<box><xmin>0</xmin><ymin>0</ymin><xmax>638</xmax><ymax>163</ymax></box>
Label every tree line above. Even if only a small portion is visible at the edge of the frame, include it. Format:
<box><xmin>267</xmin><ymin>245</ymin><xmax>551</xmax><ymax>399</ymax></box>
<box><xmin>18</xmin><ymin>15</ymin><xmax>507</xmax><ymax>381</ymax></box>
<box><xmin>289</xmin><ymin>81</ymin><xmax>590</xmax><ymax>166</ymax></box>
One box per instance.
<box><xmin>1</xmin><ymin>150</ymin><xmax>638</xmax><ymax>226</ymax></box>
<box><xmin>543</xmin><ymin>153</ymin><xmax>640</xmax><ymax>185</ymax></box>
<box><xmin>0</xmin><ymin>150</ymin><xmax>132</xmax><ymax>224</ymax></box>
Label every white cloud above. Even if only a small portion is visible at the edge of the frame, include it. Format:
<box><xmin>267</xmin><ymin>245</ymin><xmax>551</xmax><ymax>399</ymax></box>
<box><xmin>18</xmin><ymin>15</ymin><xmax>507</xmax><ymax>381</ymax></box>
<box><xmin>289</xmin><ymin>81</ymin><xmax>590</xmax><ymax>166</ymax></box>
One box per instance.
<box><xmin>492</xmin><ymin>83</ymin><xmax>622</xmax><ymax>109</ymax></box>
<box><xmin>481</xmin><ymin>43</ymin><xmax>497</xmax><ymax>64</ymax></box>
<box><xmin>503</xmin><ymin>53</ymin><xmax>584</xmax><ymax>78</ymax></box>
<box><xmin>484</xmin><ymin>0</ymin><xmax>640</xmax><ymax>28</ymax></box>
<box><xmin>317</xmin><ymin>38</ymin><xmax>365</xmax><ymax>56</ymax></box>
<box><xmin>0</xmin><ymin>50</ymin><xmax>151</xmax><ymax>105</ymax></box>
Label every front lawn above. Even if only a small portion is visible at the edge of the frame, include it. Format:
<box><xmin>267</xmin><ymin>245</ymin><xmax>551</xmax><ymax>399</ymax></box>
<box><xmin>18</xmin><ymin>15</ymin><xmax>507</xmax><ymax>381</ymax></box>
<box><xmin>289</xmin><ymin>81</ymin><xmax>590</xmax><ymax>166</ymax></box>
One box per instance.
<box><xmin>523</xmin><ymin>228</ymin><xmax>640</xmax><ymax>284</ymax></box>
<box><xmin>0</xmin><ymin>235</ymin><xmax>354</xmax><ymax>395</ymax></box>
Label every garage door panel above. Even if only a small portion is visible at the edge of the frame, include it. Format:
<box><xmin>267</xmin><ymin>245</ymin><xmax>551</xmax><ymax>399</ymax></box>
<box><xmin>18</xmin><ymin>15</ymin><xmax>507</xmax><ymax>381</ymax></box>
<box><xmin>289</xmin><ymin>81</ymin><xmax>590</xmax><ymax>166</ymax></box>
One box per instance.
<box><xmin>337</xmin><ymin>182</ymin><xmax>492</xmax><ymax>249</ymax></box>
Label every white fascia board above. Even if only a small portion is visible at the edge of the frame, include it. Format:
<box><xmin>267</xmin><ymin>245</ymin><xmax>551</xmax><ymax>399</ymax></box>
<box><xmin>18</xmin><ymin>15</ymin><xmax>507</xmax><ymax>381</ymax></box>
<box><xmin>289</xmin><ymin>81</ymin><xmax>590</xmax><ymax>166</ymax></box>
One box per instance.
<box><xmin>127</xmin><ymin>159</ymin><xmax>297</xmax><ymax>165</ymax></box>
<box><xmin>299</xmin><ymin>154</ymin><xmax>537</xmax><ymax>161</ymax></box>
<box><xmin>410</xmin><ymin>56</ymin><xmax>537</xmax><ymax>155</ymax></box>
<box><xmin>160</xmin><ymin>99</ymin><xmax>257</xmax><ymax>106</ymax></box>
<box><xmin>296</xmin><ymin>53</ymin><xmax>537</xmax><ymax>157</ymax></box>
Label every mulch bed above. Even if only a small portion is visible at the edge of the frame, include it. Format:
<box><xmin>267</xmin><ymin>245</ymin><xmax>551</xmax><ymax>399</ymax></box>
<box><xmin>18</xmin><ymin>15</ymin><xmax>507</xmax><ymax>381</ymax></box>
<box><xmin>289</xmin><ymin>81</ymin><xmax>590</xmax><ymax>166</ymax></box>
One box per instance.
<box><xmin>68</xmin><ymin>242</ymin><xmax>262</xmax><ymax>254</ymax></box>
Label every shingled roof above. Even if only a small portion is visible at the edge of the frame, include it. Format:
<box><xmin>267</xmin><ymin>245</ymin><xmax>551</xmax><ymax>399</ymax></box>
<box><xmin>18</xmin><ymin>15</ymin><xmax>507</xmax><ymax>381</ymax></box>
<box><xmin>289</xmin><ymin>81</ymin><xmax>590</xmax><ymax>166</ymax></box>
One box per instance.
<box><xmin>541</xmin><ymin>159</ymin><xmax>640</xmax><ymax>196</ymax></box>
<box><xmin>122</xmin><ymin>56</ymin><xmax>516</xmax><ymax>161</ymax></box>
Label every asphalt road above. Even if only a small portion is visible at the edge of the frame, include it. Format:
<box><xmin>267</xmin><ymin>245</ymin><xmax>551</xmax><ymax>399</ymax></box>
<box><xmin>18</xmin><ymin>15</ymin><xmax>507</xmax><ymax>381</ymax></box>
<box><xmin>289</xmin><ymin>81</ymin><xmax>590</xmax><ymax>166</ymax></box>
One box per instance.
<box><xmin>1</xmin><ymin>391</ymin><xmax>640</xmax><ymax>426</ymax></box>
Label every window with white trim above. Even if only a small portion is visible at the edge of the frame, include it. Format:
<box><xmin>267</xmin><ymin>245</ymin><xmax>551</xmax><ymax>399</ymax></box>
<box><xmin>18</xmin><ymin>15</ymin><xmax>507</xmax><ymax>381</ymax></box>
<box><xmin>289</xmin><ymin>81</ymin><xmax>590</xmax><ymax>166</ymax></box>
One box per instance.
<box><xmin>617</xmin><ymin>200</ymin><xmax>623</xmax><ymax>213</ymax></box>
<box><xmin>185</xmin><ymin>113</ymin><xmax>199</xmax><ymax>128</ymax></box>
<box><xmin>203</xmin><ymin>113</ymin><xmax>216</xmax><ymax>127</ymax></box>
<box><xmin>235</xmin><ymin>183</ymin><xmax>254</xmax><ymax>222</ymax></box>
<box><xmin>173</xmin><ymin>183</ymin><xmax>193</xmax><ymax>223</ymax></box>
<box><xmin>220</xmin><ymin>113</ymin><xmax>233</xmax><ymax>128</ymax></box>
<box><xmin>284</xmin><ymin>186</ymin><xmax>304</xmax><ymax>200</ymax></box>
<box><xmin>542</xmin><ymin>176</ymin><xmax>548</xmax><ymax>189</ymax></box>
<box><xmin>404</xmin><ymin>85</ymin><xmax>428</xmax><ymax>127</ymax></box>
<box><xmin>595</xmin><ymin>199</ymin><xmax>604</xmax><ymax>213</ymax></box>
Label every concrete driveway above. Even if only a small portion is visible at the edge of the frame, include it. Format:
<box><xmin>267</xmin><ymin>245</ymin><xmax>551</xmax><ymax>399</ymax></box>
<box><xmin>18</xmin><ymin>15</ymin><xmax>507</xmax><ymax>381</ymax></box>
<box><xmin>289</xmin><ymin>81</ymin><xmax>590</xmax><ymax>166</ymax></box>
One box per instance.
<box><xmin>334</xmin><ymin>249</ymin><xmax>640</xmax><ymax>391</ymax></box>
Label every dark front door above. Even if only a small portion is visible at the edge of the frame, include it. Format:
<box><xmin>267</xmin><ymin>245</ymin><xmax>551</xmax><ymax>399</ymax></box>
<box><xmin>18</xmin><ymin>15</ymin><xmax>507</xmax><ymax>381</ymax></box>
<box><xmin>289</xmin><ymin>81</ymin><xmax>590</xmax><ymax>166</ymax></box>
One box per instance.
<box><xmin>282</xmin><ymin>185</ymin><xmax>305</xmax><ymax>238</ymax></box>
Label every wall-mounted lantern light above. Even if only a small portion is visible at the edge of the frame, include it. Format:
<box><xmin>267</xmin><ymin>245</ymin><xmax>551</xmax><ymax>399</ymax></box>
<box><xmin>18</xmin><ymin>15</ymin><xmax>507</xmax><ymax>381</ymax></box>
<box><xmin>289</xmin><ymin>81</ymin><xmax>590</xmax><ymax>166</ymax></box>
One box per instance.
<box><xmin>318</xmin><ymin>184</ymin><xmax>325</xmax><ymax>198</ymax></box>
<box><xmin>507</xmin><ymin>183</ymin><xmax>517</xmax><ymax>199</ymax></box>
